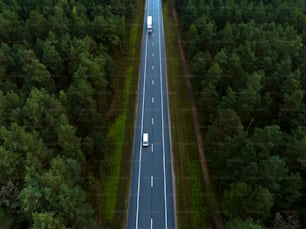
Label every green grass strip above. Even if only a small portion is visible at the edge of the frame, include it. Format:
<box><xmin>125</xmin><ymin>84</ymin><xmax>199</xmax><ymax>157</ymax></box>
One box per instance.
<box><xmin>104</xmin><ymin>114</ymin><xmax>126</xmax><ymax>224</ymax></box>
<box><xmin>162</xmin><ymin>0</ymin><xmax>210</xmax><ymax>228</ymax></box>
<box><xmin>101</xmin><ymin>4</ymin><xmax>143</xmax><ymax>227</ymax></box>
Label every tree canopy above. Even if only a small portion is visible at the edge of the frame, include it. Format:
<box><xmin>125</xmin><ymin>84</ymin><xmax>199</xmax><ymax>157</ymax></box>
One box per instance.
<box><xmin>0</xmin><ymin>0</ymin><xmax>132</xmax><ymax>227</ymax></box>
<box><xmin>176</xmin><ymin>0</ymin><xmax>306</xmax><ymax>227</ymax></box>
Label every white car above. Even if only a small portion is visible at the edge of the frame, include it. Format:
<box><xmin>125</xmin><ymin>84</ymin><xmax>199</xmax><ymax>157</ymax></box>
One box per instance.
<box><xmin>143</xmin><ymin>133</ymin><xmax>149</xmax><ymax>147</ymax></box>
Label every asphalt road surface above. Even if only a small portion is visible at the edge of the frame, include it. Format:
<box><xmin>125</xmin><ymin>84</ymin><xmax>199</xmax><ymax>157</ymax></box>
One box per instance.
<box><xmin>127</xmin><ymin>0</ymin><xmax>175</xmax><ymax>228</ymax></box>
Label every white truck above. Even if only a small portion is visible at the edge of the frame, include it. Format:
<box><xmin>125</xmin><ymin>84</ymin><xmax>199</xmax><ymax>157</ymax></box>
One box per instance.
<box><xmin>147</xmin><ymin>16</ymin><xmax>152</xmax><ymax>34</ymax></box>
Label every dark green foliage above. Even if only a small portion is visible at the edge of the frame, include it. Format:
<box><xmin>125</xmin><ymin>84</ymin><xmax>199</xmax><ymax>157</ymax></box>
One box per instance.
<box><xmin>0</xmin><ymin>0</ymin><xmax>130</xmax><ymax>227</ymax></box>
<box><xmin>176</xmin><ymin>0</ymin><xmax>306</xmax><ymax>227</ymax></box>
<box><xmin>221</xmin><ymin>182</ymin><xmax>253</xmax><ymax>219</ymax></box>
<box><xmin>32</xmin><ymin>212</ymin><xmax>65</xmax><ymax>229</ymax></box>
<box><xmin>227</xmin><ymin>217</ymin><xmax>265</xmax><ymax>229</ymax></box>
<box><xmin>20</xmin><ymin>156</ymin><xmax>95</xmax><ymax>228</ymax></box>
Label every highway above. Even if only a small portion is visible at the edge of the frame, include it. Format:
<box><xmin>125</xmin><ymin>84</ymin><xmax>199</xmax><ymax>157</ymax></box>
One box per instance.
<box><xmin>127</xmin><ymin>0</ymin><xmax>175</xmax><ymax>228</ymax></box>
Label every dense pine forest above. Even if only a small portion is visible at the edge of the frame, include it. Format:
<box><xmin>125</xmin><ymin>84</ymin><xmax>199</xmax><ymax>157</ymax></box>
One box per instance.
<box><xmin>0</xmin><ymin>0</ymin><xmax>132</xmax><ymax>227</ymax></box>
<box><xmin>175</xmin><ymin>0</ymin><xmax>306</xmax><ymax>228</ymax></box>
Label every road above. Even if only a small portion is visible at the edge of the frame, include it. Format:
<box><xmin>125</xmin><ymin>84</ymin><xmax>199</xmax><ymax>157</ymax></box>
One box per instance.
<box><xmin>127</xmin><ymin>0</ymin><xmax>175</xmax><ymax>228</ymax></box>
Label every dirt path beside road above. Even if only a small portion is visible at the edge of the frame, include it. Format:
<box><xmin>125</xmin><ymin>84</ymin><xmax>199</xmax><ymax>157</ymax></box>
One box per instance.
<box><xmin>170</xmin><ymin>1</ymin><xmax>225</xmax><ymax>228</ymax></box>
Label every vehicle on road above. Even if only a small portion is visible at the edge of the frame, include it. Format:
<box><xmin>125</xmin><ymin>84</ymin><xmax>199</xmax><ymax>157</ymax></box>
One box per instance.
<box><xmin>147</xmin><ymin>16</ymin><xmax>152</xmax><ymax>33</ymax></box>
<box><xmin>143</xmin><ymin>133</ymin><xmax>149</xmax><ymax>146</ymax></box>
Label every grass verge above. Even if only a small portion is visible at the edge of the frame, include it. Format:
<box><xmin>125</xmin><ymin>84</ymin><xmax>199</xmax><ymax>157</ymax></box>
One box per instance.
<box><xmin>99</xmin><ymin>0</ymin><xmax>145</xmax><ymax>228</ymax></box>
<box><xmin>103</xmin><ymin>114</ymin><xmax>126</xmax><ymax>224</ymax></box>
<box><xmin>162</xmin><ymin>1</ymin><xmax>210</xmax><ymax>228</ymax></box>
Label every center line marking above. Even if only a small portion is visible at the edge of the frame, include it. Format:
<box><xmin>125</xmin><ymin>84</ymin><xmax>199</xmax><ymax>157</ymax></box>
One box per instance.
<box><xmin>152</xmin><ymin>118</ymin><xmax>154</xmax><ymax>125</ymax></box>
<box><xmin>152</xmin><ymin>53</ymin><xmax>155</xmax><ymax>57</ymax></box>
<box><xmin>152</xmin><ymin>97</ymin><xmax>154</xmax><ymax>103</ymax></box>
<box><xmin>152</xmin><ymin>80</ymin><xmax>154</xmax><ymax>85</ymax></box>
<box><xmin>151</xmin><ymin>218</ymin><xmax>153</xmax><ymax>229</ymax></box>
<box><xmin>152</xmin><ymin>65</ymin><xmax>155</xmax><ymax>70</ymax></box>
<box><xmin>152</xmin><ymin>42</ymin><xmax>155</xmax><ymax>46</ymax></box>
<box><xmin>151</xmin><ymin>176</ymin><xmax>153</xmax><ymax>188</ymax></box>
<box><xmin>151</xmin><ymin>144</ymin><xmax>153</xmax><ymax>152</ymax></box>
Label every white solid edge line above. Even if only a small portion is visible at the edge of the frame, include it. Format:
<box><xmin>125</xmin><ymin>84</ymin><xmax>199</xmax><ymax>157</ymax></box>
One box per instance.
<box><xmin>161</xmin><ymin>0</ymin><xmax>177</xmax><ymax>227</ymax></box>
<box><xmin>158</xmin><ymin>0</ymin><xmax>168</xmax><ymax>228</ymax></box>
<box><xmin>135</xmin><ymin>0</ymin><xmax>150</xmax><ymax>228</ymax></box>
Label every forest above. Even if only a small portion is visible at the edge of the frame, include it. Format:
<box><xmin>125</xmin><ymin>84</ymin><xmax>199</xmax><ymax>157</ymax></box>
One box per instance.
<box><xmin>175</xmin><ymin>0</ymin><xmax>306</xmax><ymax>228</ymax></box>
<box><xmin>0</xmin><ymin>0</ymin><xmax>131</xmax><ymax>227</ymax></box>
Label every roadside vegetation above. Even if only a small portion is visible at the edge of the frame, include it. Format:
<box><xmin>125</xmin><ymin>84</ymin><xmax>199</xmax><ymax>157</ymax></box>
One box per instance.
<box><xmin>175</xmin><ymin>0</ymin><xmax>306</xmax><ymax>228</ymax></box>
<box><xmin>0</xmin><ymin>0</ymin><xmax>140</xmax><ymax>228</ymax></box>
<box><xmin>163</xmin><ymin>1</ymin><xmax>210</xmax><ymax>228</ymax></box>
<box><xmin>105</xmin><ymin>0</ymin><xmax>145</xmax><ymax>226</ymax></box>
